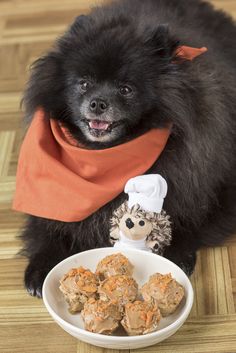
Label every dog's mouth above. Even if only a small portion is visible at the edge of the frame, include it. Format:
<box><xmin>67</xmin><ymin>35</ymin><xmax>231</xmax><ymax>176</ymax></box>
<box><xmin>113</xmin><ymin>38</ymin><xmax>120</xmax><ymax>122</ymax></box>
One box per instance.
<box><xmin>88</xmin><ymin>120</ymin><xmax>111</xmax><ymax>131</ymax></box>
<box><xmin>83</xmin><ymin>118</ymin><xmax>123</xmax><ymax>136</ymax></box>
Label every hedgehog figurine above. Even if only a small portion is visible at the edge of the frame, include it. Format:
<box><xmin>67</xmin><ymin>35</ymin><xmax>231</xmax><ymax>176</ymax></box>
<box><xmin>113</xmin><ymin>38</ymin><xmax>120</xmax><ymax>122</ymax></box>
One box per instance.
<box><xmin>109</xmin><ymin>175</ymin><xmax>172</xmax><ymax>255</ymax></box>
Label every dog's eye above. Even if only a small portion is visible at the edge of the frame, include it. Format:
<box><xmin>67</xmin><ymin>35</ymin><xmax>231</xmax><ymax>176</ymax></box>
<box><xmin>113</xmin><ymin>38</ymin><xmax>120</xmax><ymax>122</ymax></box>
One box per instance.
<box><xmin>119</xmin><ymin>85</ymin><xmax>133</xmax><ymax>96</ymax></box>
<box><xmin>139</xmin><ymin>220</ymin><xmax>145</xmax><ymax>226</ymax></box>
<box><xmin>79</xmin><ymin>80</ymin><xmax>91</xmax><ymax>92</ymax></box>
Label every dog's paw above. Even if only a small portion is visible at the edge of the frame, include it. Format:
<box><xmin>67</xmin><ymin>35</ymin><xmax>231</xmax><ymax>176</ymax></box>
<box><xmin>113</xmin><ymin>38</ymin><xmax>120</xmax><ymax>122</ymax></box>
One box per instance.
<box><xmin>24</xmin><ymin>262</ymin><xmax>49</xmax><ymax>298</ymax></box>
<box><xmin>163</xmin><ymin>249</ymin><xmax>197</xmax><ymax>277</ymax></box>
<box><xmin>176</xmin><ymin>252</ymin><xmax>196</xmax><ymax>276</ymax></box>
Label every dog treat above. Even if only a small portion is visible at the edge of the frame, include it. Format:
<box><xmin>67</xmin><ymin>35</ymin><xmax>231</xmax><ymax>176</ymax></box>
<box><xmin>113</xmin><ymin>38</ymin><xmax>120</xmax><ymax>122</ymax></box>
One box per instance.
<box><xmin>59</xmin><ymin>267</ymin><xmax>98</xmax><ymax>313</ymax></box>
<box><xmin>121</xmin><ymin>300</ymin><xmax>161</xmax><ymax>335</ymax></box>
<box><xmin>98</xmin><ymin>275</ymin><xmax>138</xmax><ymax>309</ymax></box>
<box><xmin>141</xmin><ymin>273</ymin><xmax>185</xmax><ymax>316</ymax></box>
<box><xmin>81</xmin><ymin>298</ymin><xmax>122</xmax><ymax>334</ymax></box>
<box><xmin>96</xmin><ymin>253</ymin><xmax>134</xmax><ymax>280</ymax></box>
<box><xmin>59</xmin><ymin>254</ymin><xmax>186</xmax><ymax>336</ymax></box>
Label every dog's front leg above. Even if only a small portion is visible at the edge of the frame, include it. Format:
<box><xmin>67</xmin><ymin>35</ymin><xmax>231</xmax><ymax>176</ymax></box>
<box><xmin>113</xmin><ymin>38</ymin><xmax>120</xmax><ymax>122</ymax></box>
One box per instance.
<box><xmin>21</xmin><ymin>215</ymin><xmax>79</xmax><ymax>298</ymax></box>
<box><xmin>162</xmin><ymin>229</ymin><xmax>198</xmax><ymax>276</ymax></box>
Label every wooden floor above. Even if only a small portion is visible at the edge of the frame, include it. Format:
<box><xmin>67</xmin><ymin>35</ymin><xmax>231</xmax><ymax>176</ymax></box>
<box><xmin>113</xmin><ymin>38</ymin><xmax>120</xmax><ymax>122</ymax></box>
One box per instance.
<box><xmin>0</xmin><ymin>1</ymin><xmax>236</xmax><ymax>352</ymax></box>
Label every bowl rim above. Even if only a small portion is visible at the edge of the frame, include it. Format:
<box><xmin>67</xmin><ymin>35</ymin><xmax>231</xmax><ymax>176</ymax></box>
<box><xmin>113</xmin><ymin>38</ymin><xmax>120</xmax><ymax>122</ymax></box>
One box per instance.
<box><xmin>42</xmin><ymin>247</ymin><xmax>194</xmax><ymax>342</ymax></box>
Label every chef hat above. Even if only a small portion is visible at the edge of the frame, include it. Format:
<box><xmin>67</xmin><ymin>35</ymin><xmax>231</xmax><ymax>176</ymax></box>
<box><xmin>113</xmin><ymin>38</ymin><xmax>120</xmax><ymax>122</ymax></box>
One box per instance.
<box><xmin>124</xmin><ymin>174</ymin><xmax>167</xmax><ymax>213</ymax></box>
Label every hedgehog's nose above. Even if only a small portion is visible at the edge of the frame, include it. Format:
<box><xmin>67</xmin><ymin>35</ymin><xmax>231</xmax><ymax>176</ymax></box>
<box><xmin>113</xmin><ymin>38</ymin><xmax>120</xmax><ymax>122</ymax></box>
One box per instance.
<box><xmin>125</xmin><ymin>218</ymin><xmax>134</xmax><ymax>229</ymax></box>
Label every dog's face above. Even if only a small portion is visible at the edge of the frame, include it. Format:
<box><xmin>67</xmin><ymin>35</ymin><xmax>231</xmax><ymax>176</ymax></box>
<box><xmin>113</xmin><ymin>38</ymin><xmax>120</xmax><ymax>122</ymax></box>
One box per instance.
<box><xmin>66</xmin><ymin>63</ymin><xmax>144</xmax><ymax>144</ymax></box>
<box><xmin>61</xmin><ymin>16</ymin><xmax>179</xmax><ymax>147</ymax></box>
<box><xmin>25</xmin><ymin>14</ymin><xmax>180</xmax><ymax>149</ymax></box>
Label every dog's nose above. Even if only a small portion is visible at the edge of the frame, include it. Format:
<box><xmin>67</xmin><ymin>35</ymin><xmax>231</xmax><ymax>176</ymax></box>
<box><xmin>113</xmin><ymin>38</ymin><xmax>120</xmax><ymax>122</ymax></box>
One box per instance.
<box><xmin>125</xmin><ymin>218</ymin><xmax>134</xmax><ymax>229</ymax></box>
<box><xmin>89</xmin><ymin>98</ymin><xmax>108</xmax><ymax>115</ymax></box>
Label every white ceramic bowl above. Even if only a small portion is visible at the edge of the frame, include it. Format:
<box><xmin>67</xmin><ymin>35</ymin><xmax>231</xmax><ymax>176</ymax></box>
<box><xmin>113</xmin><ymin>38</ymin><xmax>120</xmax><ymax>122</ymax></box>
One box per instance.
<box><xmin>42</xmin><ymin>247</ymin><xmax>193</xmax><ymax>350</ymax></box>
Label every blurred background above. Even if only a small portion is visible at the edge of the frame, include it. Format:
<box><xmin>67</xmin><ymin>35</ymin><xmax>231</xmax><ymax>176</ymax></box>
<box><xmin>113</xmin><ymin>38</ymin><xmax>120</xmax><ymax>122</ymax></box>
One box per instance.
<box><xmin>0</xmin><ymin>1</ymin><xmax>235</xmax><ymax>353</ymax></box>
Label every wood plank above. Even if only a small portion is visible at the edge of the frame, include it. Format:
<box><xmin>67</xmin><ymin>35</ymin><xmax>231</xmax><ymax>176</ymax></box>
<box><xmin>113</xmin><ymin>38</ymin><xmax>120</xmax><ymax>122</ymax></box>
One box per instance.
<box><xmin>133</xmin><ymin>315</ymin><xmax>236</xmax><ymax>353</ymax></box>
<box><xmin>0</xmin><ymin>323</ymin><xmax>78</xmax><ymax>353</ymax></box>
<box><xmin>0</xmin><ymin>1</ymin><xmax>235</xmax><ymax>353</ymax></box>
<box><xmin>0</xmin><ymin>176</ymin><xmax>16</xmax><ymax>209</ymax></box>
<box><xmin>0</xmin><ymin>132</ymin><xmax>16</xmax><ymax>176</ymax></box>
<box><xmin>77</xmin><ymin>342</ymin><xmax>130</xmax><ymax>353</ymax></box>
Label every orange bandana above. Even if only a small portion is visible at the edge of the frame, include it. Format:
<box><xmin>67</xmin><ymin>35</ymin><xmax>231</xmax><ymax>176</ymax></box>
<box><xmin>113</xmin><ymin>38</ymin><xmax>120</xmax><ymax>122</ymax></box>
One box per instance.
<box><xmin>176</xmin><ymin>46</ymin><xmax>208</xmax><ymax>61</ymax></box>
<box><xmin>12</xmin><ymin>109</ymin><xmax>171</xmax><ymax>222</ymax></box>
<box><xmin>12</xmin><ymin>45</ymin><xmax>207</xmax><ymax>222</ymax></box>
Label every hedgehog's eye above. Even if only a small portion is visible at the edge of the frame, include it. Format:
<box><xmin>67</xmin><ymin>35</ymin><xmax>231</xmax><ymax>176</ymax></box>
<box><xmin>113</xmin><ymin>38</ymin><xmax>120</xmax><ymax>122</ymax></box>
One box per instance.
<box><xmin>139</xmin><ymin>220</ymin><xmax>145</xmax><ymax>226</ymax></box>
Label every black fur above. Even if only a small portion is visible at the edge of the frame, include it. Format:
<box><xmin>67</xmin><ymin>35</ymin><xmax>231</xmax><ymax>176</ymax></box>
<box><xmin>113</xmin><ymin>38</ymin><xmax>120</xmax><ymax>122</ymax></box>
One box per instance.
<box><xmin>20</xmin><ymin>0</ymin><xmax>236</xmax><ymax>297</ymax></box>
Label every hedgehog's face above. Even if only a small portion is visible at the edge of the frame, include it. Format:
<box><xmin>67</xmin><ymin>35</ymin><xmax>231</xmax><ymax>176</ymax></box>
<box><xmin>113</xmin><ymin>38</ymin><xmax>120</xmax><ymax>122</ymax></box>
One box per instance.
<box><xmin>119</xmin><ymin>212</ymin><xmax>153</xmax><ymax>240</ymax></box>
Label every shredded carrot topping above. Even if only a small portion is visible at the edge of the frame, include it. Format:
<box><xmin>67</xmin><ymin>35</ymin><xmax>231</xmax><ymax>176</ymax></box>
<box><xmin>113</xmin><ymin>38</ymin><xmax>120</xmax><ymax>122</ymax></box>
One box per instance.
<box><xmin>146</xmin><ymin>311</ymin><xmax>154</xmax><ymax>326</ymax></box>
<box><xmin>102</xmin><ymin>275</ymin><xmax>137</xmax><ymax>292</ymax></box>
<box><xmin>82</xmin><ymin>285</ymin><xmax>97</xmax><ymax>293</ymax></box>
<box><xmin>150</xmin><ymin>273</ymin><xmax>173</xmax><ymax>292</ymax></box>
<box><xmin>98</xmin><ymin>253</ymin><xmax>129</xmax><ymax>266</ymax></box>
<box><xmin>140</xmin><ymin>312</ymin><xmax>147</xmax><ymax>321</ymax></box>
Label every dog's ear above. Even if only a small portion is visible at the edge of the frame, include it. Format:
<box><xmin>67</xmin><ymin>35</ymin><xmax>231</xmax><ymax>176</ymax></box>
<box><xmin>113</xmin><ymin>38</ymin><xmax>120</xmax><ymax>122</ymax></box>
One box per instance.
<box><xmin>144</xmin><ymin>24</ymin><xmax>179</xmax><ymax>59</ymax></box>
<box><xmin>22</xmin><ymin>52</ymin><xmax>64</xmax><ymax>122</ymax></box>
<box><xmin>69</xmin><ymin>15</ymin><xmax>91</xmax><ymax>35</ymax></box>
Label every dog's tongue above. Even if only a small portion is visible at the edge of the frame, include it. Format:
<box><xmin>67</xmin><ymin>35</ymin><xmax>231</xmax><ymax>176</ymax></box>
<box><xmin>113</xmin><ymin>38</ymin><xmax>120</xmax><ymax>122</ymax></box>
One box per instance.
<box><xmin>89</xmin><ymin>120</ymin><xmax>110</xmax><ymax>130</ymax></box>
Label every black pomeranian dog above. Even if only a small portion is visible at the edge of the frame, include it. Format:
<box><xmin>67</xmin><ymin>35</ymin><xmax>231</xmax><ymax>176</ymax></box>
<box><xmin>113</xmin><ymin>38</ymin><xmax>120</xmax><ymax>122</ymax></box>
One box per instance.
<box><xmin>19</xmin><ymin>0</ymin><xmax>236</xmax><ymax>297</ymax></box>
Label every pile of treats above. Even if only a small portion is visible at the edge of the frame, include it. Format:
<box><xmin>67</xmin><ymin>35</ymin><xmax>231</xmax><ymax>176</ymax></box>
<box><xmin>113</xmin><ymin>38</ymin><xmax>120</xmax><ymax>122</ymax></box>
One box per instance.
<box><xmin>59</xmin><ymin>253</ymin><xmax>185</xmax><ymax>336</ymax></box>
